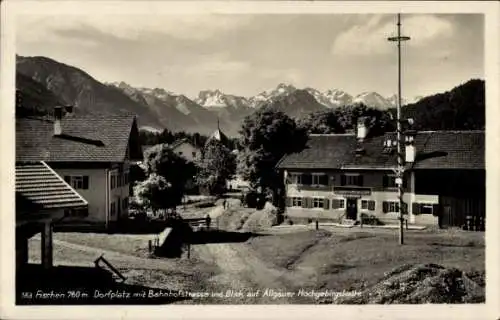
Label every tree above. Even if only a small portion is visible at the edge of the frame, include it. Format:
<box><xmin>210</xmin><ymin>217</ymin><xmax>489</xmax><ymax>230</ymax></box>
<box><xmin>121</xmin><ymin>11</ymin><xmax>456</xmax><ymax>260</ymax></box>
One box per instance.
<box><xmin>237</xmin><ymin>109</ymin><xmax>308</xmax><ymax>201</ymax></box>
<box><xmin>142</xmin><ymin>144</ymin><xmax>196</xmax><ymax>206</ymax></box>
<box><xmin>195</xmin><ymin>140</ymin><xmax>236</xmax><ymax>196</ymax></box>
<box><xmin>133</xmin><ymin>173</ymin><xmax>174</xmax><ymax>215</ymax></box>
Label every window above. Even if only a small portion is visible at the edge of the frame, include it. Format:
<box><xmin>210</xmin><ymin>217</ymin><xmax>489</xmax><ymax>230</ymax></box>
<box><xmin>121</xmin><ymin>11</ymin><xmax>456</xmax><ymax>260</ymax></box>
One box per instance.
<box><xmin>64</xmin><ymin>175</ymin><xmax>89</xmax><ymax>190</ymax></box>
<box><xmin>288</xmin><ymin>173</ymin><xmax>303</xmax><ymax>185</ymax></box>
<box><xmin>122</xmin><ymin>197</ymin><xmax>129</xmax><ymax>210</ymax></box>
<box><xmin>331</xmin><ymin>199</ymin><xmax>345</xmax><ymax>209</ymax></box>
<box><xmin>111</xmin><ymin>175</ymin><xmax>116</xmax><ymax>189</ymax></box>
<box><xmin>291</xmin><ymin>197</ymin><xmax>302</xmax><ymax>207</ymax></box>
<box><xmin>382</xmin><ymin>201</ymin><xmax>408</xmax><ymax>213</ymax></box>
<box><xmin>117</xmin><ymin>175</ymin><xmax>122</xmax><ymax>187</ymax></box>
<box><xmin>383</xmin><ymin>175</ymin><xmax>408</xmax><ymax>188</ymax></box>
<box><xmin>361</xmin><ymin>200</ymin><xmax>376</xmax><ymax>211</ymax></box>
<box><xmin>64</xmin><ymin>208</ymin><xmax>88</xmax><ymax>217</ymax></box>
<box><xmin>341</xmin><ymin>174</ymin><xmax>363</xmax><ymax>186</ymax></box>
<box><xmin>312</xmin><ymin>174</ymin><xmax>328</xmax><ymax>186</ymax></box>
<box><xmin>414</xmin><ymin>203</ymin><xmax>435</xmax><ymax>215</ymax></box>
<box><xmin>110</xmin><ymin>202</ymin><xmax>116</xmax><ymax>216</ymax></box>
<box><xmin>312</xmin><ymin>198</ymin><xmax>324</xmax><ymax>208</ymax></box>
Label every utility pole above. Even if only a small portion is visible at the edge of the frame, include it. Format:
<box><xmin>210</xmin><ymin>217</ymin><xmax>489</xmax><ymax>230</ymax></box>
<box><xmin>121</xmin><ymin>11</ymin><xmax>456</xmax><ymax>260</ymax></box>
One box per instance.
<box><xmin>388</xmin><ymin>13</ymin><xmax>410</xmax><ymax>245</ymax></box>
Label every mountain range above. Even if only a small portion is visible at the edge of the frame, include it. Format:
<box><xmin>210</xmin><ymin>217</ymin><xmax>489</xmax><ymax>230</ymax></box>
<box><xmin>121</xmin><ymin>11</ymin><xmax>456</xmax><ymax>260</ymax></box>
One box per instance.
<box><xmin>15</xmin><ymin>55</ymin><xmax>433</xmax><ymax>136</ymax></box>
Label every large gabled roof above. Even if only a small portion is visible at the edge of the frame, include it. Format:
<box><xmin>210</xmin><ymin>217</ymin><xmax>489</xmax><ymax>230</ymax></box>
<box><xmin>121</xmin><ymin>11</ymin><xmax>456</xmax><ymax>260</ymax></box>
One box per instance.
<box><xmin>16</xmin><ymin>161</ymin><xmax>88</xmax><ymax>215</ymax></box>
<box><xmin>277</xmin><ymin>130</ymin><xmax>484</xmax><ymax>170</ymax></box>
<box><xmin>16</xmin><ymin>113</ymin><xmax>138</xmax><ymax>162</ymax></box>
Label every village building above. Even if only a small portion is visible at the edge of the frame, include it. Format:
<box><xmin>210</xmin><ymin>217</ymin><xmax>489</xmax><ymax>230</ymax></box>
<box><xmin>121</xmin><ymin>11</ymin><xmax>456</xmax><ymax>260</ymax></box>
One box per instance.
<box><xmin>276</xmin><ymin>121</ymin><xmax>485</xmax><ymax>229</ymax></box>
<box><xmin>169</xmin><ymin>138</ymin><xmax>202</xmax><ymax>163</ymax></box>
<box><xmin>16</xmin><ymin>161</ymin><xmax>89</xmax><ymax>270</ymax></box>
<box><xmin>16</xmin><ymin>106</ymin><xmax>143</xmax><ymax>230</ymax></box>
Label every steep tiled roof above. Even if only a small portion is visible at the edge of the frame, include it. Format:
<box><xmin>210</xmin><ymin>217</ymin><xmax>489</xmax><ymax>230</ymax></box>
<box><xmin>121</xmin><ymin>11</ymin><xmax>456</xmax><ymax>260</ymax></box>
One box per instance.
<box><xmin>277</xmin><ymin>131</ymin><xmax>484</xmax><ymax>170</ymax></box>
<box><xmin>16</xmin><ymin>113</ymin><xmax>137</xmax><ymax>162</ymax></box>
<box><xmin>16</xmin><ymin>162</ymin><xmax>88</xmax><ymax>213</ymax></box>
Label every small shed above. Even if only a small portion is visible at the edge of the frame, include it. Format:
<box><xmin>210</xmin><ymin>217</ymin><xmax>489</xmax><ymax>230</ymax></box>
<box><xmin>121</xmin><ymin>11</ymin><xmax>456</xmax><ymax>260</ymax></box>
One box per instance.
<box><xmin>16</xmin><ymin>161</ymin><xmax>88</xmax><ymax>269</ymax></box>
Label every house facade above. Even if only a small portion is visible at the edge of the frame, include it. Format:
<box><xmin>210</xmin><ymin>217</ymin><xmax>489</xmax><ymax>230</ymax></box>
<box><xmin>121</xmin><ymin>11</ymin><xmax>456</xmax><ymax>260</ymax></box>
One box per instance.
<box><xmin>277</xmin><ymin>124</ymin><xmax>485</xmax><ymax>228</ymax></box>
<box><xmin>16</xmin><ymin>107</ymin><xmax>142</xmax><ymax>229</ymax></box>
<box><xmin>170</xmin><ymin>139</ymin><xmax>202</xmax><ymax>163</ymax></box>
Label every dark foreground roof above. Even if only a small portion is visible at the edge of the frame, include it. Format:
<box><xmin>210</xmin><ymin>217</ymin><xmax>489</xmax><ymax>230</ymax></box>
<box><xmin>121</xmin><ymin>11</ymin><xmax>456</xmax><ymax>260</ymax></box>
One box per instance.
<box><xmin>16</xmin><ymin>162</ymin><xmax>88</xmax><ymax>213</ymax></box>
<box><xmin>277</xmin><ymin>131</ymin><xmax>484</xmax><ymax>170</ymax></box>
<box><xmin>16</xmin><ymin>113</ymin><xmax>137</xmax><ymax>162</ymax></box>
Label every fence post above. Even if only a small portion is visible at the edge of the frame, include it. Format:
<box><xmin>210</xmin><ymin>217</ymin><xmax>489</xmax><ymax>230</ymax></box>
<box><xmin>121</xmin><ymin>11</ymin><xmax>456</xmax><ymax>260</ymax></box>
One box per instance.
<box><xmin>315</xmin><ymin>220</ymin><xmax>319</xmax><ymax>230</ymax></box>
<box><xmin>148</xmin><ymin>240</ymin><xmax>152</xmax><ymax>253</ymax></box>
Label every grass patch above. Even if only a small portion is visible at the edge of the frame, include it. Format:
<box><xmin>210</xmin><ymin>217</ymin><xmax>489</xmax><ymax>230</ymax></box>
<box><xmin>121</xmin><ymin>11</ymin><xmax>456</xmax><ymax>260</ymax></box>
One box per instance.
<box><xmin>246</xmin><ymin>229</ymin><xmax>332</xmax><ymax>269</ymax></box>
<box><xmin>248</xmin><ymin>228</ymin><xmax>485</xmax><ymax>293</ymax></box>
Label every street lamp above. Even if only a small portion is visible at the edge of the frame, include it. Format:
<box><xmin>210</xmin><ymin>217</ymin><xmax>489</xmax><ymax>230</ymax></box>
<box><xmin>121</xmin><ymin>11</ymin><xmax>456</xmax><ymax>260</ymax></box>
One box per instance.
<box><xmin>388</xmin><ymin>13</ymin><xmax>410</xmax><ymax>245</ymax></box>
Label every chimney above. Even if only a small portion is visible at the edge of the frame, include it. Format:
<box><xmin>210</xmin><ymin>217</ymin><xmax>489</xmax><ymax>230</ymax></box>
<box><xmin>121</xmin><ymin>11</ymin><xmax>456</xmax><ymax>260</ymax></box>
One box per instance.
<box><xmin>54</xmin><ymin>106</ymin><xmax>63</xmax><ymax>136</ymax></box>
<box><xmin>357</xmin><ymin>117</ymin><xmax>368</xmax><ymax>141</ymax></box>
<box><xmin>405</xmin><ymin>130</ymin><xmax>417</xmax><ymax>163</ymax></box>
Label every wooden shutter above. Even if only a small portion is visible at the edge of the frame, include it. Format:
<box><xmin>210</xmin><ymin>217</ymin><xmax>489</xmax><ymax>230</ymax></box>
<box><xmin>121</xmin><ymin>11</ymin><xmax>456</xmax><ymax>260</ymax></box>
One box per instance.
<box><xmin>320</xmin><ymin>174</ymin><xmax>328</xmax><ymax>186</ymax></box>
<box><xmin>323</xmin><ymin>198</ymin><xmax>330</xmax><ymax>210</ymax></box>
<box><xmin>301</xmin><ymin>198</ymin><xmax>308</xmax><ymax>208</ymax></box>
<box><xmin>382</xmin><ymin>201</ymin><xmax>388</xmax><ymax>213</ymax></box>
<box><xmin>286</xmin><ymin>197</ymin><xmax>292</xmax><ymax>207</ymax></box>
<box><xmin>432</xmin><ymin>204</ymin><xmax>440</xmax><ymax>216</ymax></box>
<box><xmin>412</xmin><ymin>203</ymin><xmax>420</xmax><ymax>215</ymax></box>
<box><xmin>402</xmin><ymin>202</ymin><xmax>408</xmax><ymax>214</ymax></box>
<box><xmin>83</xmin><ymin>176</ymin><xmax>89</xmax><ymax>189</ymax></box>
<box><xmin>340</xmin><ymin>175</ymin><xmax>346</xmax><ymax>186</ymax></box>
<box><xmin>302</xmin><ymin>174</ymin><xmax>312</xmax><ymax>185</ymax></box>
<box><xmin>307</xmin><ymin>197</ymin><xmax>313</xmax><ymax>208</ymax></box>
<box><xmin>331</xmin><ymin>199</ymin><xmax>338</xmax><ymax>209</ymax></box>
<box><xmin>358</xmin><ymin>175</ymin><xmax>364</xmax><ymax>186</ymax></box>
<box><xmin>368</xmin><ymin>200</ymin><xmax>375</xmax><ymax>211</ymax></box>
<box><xmin>382</xmin><ymin>175</ymin><xmax>388</xmax><ymax>188</ymax></box>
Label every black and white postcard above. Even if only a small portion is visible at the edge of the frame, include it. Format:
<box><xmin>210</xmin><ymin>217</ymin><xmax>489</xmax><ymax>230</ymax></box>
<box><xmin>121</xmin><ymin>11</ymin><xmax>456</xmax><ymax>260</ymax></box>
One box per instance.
<box><xmin>1</xmin><ymin>1</ymin><xmax>499</xmax><ymax>319</ymax></box>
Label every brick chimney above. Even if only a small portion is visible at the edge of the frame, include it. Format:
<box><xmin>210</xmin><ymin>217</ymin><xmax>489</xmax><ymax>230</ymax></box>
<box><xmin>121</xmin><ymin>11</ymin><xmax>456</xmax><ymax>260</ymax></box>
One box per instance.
<box><xmin>53</xmin><ymin>106</ymin><xmax>63</xmax><ymax>136</ymax></box>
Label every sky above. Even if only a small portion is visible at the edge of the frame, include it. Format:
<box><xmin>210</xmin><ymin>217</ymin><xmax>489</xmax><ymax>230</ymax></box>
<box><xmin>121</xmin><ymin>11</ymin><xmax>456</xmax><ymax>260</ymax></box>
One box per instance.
<box><xmin>16</xmin><ymin>13</ymin><xmax>484</xmax><ymax>100</ymax></box>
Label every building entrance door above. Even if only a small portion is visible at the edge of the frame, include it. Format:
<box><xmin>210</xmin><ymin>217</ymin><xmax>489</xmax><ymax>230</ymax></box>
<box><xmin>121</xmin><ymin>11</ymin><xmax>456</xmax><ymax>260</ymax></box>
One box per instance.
<box><xmin>346</xmin><ymin>198</ymin><xmax>358</xmax><ymax>220</ymax></box>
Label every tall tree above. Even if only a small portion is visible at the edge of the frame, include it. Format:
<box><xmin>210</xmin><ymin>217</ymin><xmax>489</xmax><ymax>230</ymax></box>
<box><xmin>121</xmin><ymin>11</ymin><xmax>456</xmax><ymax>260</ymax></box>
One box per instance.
<box><xmin>142</xmin><ymin>144</ymin><xmax>196</xmax><ymax>206</ymax></box>
<box><xmin>133</xmin><ymin>173</ymin><xmax>174</xmax><ymax>215</ymax></box>
<box><xmin>195</xmin><ymin>140</ymin><xmax>236</xmax><ymax>196</ymax></box>
<box><xmin>237</xmin><ymin>109</ymin><xmax>308</xmax><ymax>199</ymax></box>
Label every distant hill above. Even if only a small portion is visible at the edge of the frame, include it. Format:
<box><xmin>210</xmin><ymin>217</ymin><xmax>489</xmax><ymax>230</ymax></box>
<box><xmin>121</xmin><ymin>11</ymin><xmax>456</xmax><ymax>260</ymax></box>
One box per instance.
<box><xmin>15</xmin><ymin>55</ymin><xmax>484</xmax><ymax>136</ymax></box>
<box><xmin>399</xmin><ymin>79</ymin><xmax>485</xmax><ymax>131</ymax></box>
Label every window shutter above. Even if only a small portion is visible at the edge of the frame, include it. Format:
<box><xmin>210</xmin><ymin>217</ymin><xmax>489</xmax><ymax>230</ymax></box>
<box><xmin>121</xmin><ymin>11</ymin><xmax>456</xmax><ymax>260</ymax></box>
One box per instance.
<box><xmin>331</xmin><ymin>199</ymin><xmax>338</xmax><ymax>209</ymax></box>
<box><xmin>358</xmin><ymin>175</ymin><xmax>364</xmax><ymax>186</ymax></box>
<box><xmin>83</xmin><ymin>176</ymin><xmax>89</xmax><ymax>189</ymax></box>
<box><xmin>402</xmin><ymin>202</ymin><xmax>408</xmax><ymax>214</ymax></box>
<box><xmin>412</xmin><ymin>203</ymin><xmax>420</xmax><ymax>215</ymax></box>
<box><xmin>432</xmin><ymin>204</ymin><xmax>440</xmax><ymax>215</ymax></box>
<box><xmin>382</xmin><ymin>201</ymin><xmax>388</xmax><ymax>213</ymax></box>
<box><xmin>302</xmin><ymin>174</ymin><xmax>312</xmax><ymax>185</ymax></box>
<box><xmin>368</xmin><ymin>200</ymin><xmax>375</xmax><ymax>211</ymax></box>
<box><xmin>383</xmin><ymin>175</ymin><xmax>388</xmax><ymax>188</ymax></box>
<box><xmin>320</xmin><ymin>174</ymin><xmax>328</xmax><ymax>186</ymax></box>
<box><xmin>341</xmin><ymin>175</ymin><xmax>346</xmax><ymax>186</ymax></box>
<box><xmin>301</xmin><ymin>198</ymin><xmax>308</xmax><ymax>208</ymax></box>
<box><xmin>286</xmin><ymin>197</ymin><xmax>292</xmax><ymax>207</ymax></box>
<box><xmin>323</xmin><ymin>198</ymin><xmax>330</xmax><ymax>210</ymax></box>
<box><xmin>307</xmin><ymin>197</ymin><xmax>313</xmax><ymax>208</ymax></box>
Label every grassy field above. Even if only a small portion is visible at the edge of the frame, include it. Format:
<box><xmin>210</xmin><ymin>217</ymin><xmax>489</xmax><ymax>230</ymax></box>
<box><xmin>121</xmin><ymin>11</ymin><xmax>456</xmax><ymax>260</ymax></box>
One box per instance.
<box><xmin>246</xmin><ymin>227</ymin><xmax>485</xmax><ymax>292</ymax></box>
<box><xmin>27</xmin><ymin>221</ymin><xmax>484</xmax><ymax>304</ymax></box>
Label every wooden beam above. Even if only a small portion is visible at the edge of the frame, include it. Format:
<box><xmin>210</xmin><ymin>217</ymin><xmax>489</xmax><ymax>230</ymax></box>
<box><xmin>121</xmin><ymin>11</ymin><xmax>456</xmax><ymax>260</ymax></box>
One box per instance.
<box><xmin>41</xmin><ymin>222</ymin><xmax>53</xmax><ymax>269</ymax></box>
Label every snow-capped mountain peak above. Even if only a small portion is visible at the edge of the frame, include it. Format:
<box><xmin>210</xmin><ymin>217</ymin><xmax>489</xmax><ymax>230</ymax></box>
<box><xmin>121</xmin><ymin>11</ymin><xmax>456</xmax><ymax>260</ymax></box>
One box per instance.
<box><xmin>353</xmin><ymin>92</ymin><xmax>393</xmax><ymax>110</ymax></box>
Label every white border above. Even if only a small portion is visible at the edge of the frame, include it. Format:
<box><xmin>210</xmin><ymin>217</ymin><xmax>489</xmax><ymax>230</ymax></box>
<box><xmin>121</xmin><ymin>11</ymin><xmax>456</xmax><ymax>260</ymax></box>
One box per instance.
<box><xmin>1</xmin><ymin>1</ymin><xmax>499</xmax><ymax>320</ymax></box>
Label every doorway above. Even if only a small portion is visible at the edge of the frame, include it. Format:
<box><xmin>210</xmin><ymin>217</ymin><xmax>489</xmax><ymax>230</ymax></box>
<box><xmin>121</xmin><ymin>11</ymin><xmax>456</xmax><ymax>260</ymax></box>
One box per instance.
<box><xmin>346</xmin><ymin>198</ymin><xmax>358</xmax><ymax>220</ymax></box>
